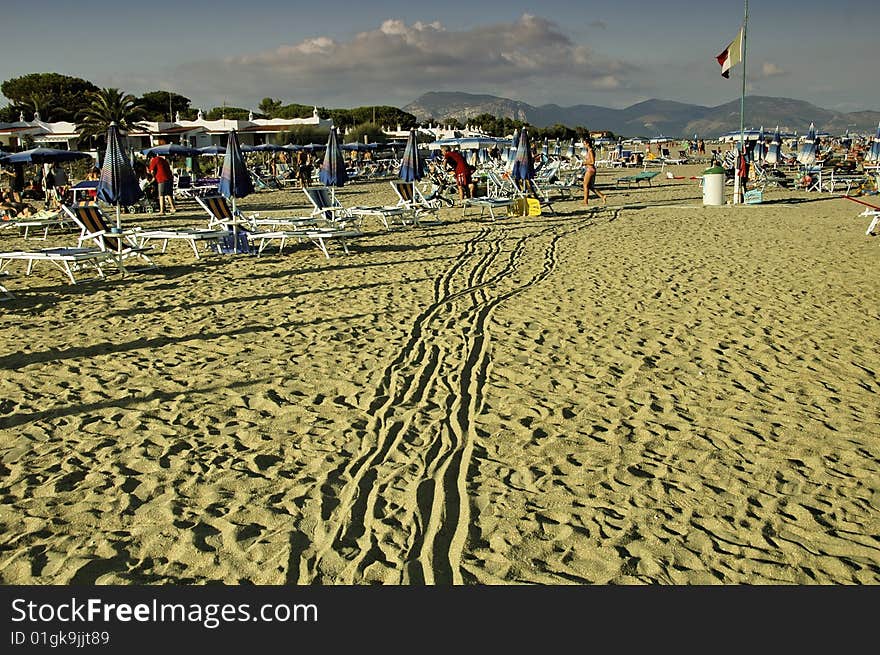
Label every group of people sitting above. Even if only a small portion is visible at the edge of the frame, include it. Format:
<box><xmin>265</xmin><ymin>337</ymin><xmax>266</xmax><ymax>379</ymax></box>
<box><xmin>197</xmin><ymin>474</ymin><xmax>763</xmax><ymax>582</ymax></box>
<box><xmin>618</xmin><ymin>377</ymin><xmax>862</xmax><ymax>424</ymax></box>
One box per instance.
<box><xmin>0</xmin><ymin>188</ymin><xmax>38</xmax><ymax>219</ymax></box>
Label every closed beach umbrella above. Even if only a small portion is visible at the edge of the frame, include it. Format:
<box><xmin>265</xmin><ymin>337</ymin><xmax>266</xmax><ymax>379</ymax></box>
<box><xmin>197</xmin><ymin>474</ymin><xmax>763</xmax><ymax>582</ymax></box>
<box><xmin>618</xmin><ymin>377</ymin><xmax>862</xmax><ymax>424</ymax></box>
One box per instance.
<box><xmin>398</xmin><ymin>128</ymin><xmax>423</xmax><ymax>182</ymax></box>
<box><xmin>219</xmin><ymin>129</ymin><xmax>253</xmax><ymax>203</ymax></box>
<box><xmin>218</xmin><ymin>130</ymin><xmax>253</xmax><ymax>253</ymax></box>
<box><xmin>319</xmin><ymin>127</ymin><xmax>348</xmax><ymax>201</ymax></box>
<box><xmin>798</xmin><ymin>123</ymin><xmax>818</xmax><ymax>166</ymax></box>
<box><xmin>754</xmin><ymin>126</ymin><xmax>766</xmax><ymax>164</ymax></box>
<box><xmin>511</xmin><ymin>127</ymin><xmax>535</xmax><ymax>189</ymax></box>
<box><xmin>765</xmin><ymin>126</ymin><xmax>781</xmax><ymax>165</ymax></box>
<box><xmin>565</xmin><ymin>140</ymin><xmax>575</xmax><ymax>160</ymax></box>
<box><xmin>97</xmin><ymin>122</ymin><xmax>143</xmax><ymax>231</ymax></box>
<box><xmin>867</xmin><ymin>122</ymin><xmax>880</xmax><ymax>163</ymax></box>
<box><xmin>507</xmin><ymin>129</ymin><xmax>520</xmax><ymax>168</ymax></box>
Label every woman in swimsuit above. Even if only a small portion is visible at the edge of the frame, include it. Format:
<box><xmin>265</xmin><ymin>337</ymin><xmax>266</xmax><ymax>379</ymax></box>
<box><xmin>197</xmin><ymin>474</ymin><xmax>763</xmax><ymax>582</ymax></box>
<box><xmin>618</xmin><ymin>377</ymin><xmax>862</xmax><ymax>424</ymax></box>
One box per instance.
<box><xmin>582</xmin><ymin>136</ymin><xmax>607</xmax><ymax>207</ymax></box>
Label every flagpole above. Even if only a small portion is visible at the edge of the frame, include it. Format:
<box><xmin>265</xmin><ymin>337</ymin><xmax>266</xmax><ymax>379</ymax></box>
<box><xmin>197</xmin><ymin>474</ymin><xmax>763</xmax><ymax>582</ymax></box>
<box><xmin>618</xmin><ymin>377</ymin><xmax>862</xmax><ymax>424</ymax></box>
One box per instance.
<box><xmin>734</xmin><ymin>0</ymin><xmax>749</xmax><ymax>204</ymax></box>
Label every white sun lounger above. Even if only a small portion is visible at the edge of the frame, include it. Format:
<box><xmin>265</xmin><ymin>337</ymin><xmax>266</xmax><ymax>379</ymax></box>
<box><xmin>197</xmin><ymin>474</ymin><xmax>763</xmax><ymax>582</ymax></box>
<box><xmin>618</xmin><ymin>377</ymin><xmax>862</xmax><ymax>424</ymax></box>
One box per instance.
<box><xmin>251</xmin><ymin>226</ymin><xmax>362</xmax><ymax>258</ymax></box>
<box><xmin>129</xmin><ymin>227</ymin><xmax>231</xmax><ymax>259</ymax></box>
<box><xmin>0</xmin><ymin>247</ymin><xmax>115</xmax><ymax>284</ymax></box>
<box><xmin>462</xmin><ymin>197</ymin><xmax>515</xmax><ymax>220</ymax></box>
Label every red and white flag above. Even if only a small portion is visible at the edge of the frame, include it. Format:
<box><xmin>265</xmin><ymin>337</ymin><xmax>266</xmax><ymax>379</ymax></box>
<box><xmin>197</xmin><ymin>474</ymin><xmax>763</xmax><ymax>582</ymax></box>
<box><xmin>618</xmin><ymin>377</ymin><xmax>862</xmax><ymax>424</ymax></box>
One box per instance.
<box><xmin>716</xmin><ymin>26</ymin><xmax>744</xmax><ymax>78</ymax></box>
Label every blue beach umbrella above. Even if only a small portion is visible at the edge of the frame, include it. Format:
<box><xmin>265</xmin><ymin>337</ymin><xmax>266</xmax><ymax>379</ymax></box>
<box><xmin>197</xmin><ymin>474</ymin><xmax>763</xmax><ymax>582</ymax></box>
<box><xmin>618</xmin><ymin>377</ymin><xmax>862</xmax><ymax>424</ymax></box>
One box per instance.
<box><xmin>142</xmin><ymin>144</ymin><xmax>199</xmax><ymax>157</ymax></box>
<box><xmin>97</xmin><ymin>122</ymin><xmax>143</xmax><ymax>231</ymax></box>
<box><xmin>1</xmin><ymin>147</ymin><xmax>91</xmax><ymax>165</ymax></box>
<box><xmin>319</xmin><ymin>127</ymin><xmax>348</xmax><ymax>201</ymax></box>
<box><xmin>511</xmin><ymin>128</ymin><xmax>535</xmax><ymax>192</ymax></box>
<box><xmin>398</xmin><ymin>128</ymin><xmax>423</xmax><ymax>182</ymax></box>
<box><xmin>198</xmin><ymin>145</ymin><xmax>226</xmax><ymax>155</ymax></box>
<box><xmin>219</xmin><ymin>129</ymin><xmax>253</xmax><ymax>209</ymax></box>
<box><xmin>867</xmin><ymin>122</ymin><xmax>880</xmax><ymax>163</ymax></box>
<box><xmin>797</xmin><ymin>123</ymin><xmax>818</xmax><ymax>166</ymax></box>
<box><xmin>218</xmin><ymin>130</ymin><xmax>253</xmax><ymax>253</ymax></box>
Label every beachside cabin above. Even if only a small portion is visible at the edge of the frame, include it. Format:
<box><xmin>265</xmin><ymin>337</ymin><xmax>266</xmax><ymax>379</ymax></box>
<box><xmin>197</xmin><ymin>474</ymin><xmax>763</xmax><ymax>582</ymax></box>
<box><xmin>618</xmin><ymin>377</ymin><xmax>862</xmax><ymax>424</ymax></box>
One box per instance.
<box><xmin>0</xmin><ymin>114</ymin><xmax>81</xmax><ymax>151</ymax></box>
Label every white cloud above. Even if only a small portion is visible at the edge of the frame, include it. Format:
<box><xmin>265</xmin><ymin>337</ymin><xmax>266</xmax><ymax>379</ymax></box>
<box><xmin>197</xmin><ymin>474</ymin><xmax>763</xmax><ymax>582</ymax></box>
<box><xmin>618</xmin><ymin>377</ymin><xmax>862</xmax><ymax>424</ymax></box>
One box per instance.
<box><xmin>759</xmin><ymin>62</ymin><xmax>787</xmax><ymax>78</ymax></box>
<box><xmin>169</xmin><ymin>14</ymin><xmax>638</xmax><ymax>109</ymax></box>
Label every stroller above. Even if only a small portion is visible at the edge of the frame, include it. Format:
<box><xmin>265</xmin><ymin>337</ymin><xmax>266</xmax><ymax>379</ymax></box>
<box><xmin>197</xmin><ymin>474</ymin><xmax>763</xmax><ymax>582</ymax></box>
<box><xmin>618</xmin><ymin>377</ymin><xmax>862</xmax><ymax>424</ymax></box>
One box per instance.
<box><xmin>128</xmin><ymin>178</ymin><xmax>158</xmax><ymax>213</ymax></box>
<box><xmin>420</xmin><ymin>163</ymin><xmax>456</xmax><ymax>207</ymax></box>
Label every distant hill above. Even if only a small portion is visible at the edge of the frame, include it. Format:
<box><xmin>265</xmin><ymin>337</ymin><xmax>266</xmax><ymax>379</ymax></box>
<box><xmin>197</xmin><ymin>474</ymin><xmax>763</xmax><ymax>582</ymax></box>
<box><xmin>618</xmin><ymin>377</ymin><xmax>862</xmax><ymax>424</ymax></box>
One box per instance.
<box><xmin>403</xmin><ymin>92</ymin><xmax>880</xmax><ymax>138</ymax></box>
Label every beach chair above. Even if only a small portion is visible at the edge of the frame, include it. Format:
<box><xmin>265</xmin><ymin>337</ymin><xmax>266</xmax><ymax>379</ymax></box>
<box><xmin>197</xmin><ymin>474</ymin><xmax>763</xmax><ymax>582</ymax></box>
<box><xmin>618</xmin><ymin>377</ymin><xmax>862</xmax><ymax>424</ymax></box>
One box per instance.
<box><xmin>303</xmin><ymin>185</ymin><xmax>407</xmax><ymax>231</ymax></box>
<box><xmin>0</xmin><ymin>247</ymin><xmax>116</xmax><ymax>285</ymax></box>
<box><xmin>195</xmin><ymin>195</ymin><xmax>256</xmax><ymax>254</ymax></box>
<box><xmin>516</xmin><ymin>178</ymin><xmax>556</xmax><ymax>215</ymax></box>
<box><xmin>390</xmin><ymin>181</ymin><xmax>440</xmax><ymax>224</ymax></box>
<box><xmin>0</xmin><ymin>208</ymin><xmax>70</xmax><ymax>241</ymax></box>
<box><xmin>616</xmin><ymin>170</ymin><xmax>660</xmax><ymax>187</ymax></box>
<box><xmin>249</xmin><ymin>225</ymin><xmax>363</xmax><ymax>259</ymax></box>
<box><xmin>61</xmin><ymin>204</ymin><xmax>157</xmax><ymax>273</ymax></box>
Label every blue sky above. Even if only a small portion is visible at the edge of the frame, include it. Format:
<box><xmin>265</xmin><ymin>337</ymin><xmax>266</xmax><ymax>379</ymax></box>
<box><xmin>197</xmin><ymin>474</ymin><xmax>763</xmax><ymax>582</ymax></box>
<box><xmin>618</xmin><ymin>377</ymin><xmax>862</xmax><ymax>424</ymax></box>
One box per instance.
<box><xmin>1</xmin><ymin>0</ymin><xmax>877</xmax><ymax>113</ymax></box>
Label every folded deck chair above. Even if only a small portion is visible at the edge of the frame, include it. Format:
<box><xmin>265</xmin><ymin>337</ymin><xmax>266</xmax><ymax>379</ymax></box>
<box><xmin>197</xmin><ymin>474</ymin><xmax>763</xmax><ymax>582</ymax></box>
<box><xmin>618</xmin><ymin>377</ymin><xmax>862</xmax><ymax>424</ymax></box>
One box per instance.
<box><xmin>0</xmin><ymin>247</ymin><xmax>116</xmax><ymax>285</ymax></box>
<box><xmin>61</xmin><ymin>204</ymin><xmax>157</xmax><ymax>273</ymax></box>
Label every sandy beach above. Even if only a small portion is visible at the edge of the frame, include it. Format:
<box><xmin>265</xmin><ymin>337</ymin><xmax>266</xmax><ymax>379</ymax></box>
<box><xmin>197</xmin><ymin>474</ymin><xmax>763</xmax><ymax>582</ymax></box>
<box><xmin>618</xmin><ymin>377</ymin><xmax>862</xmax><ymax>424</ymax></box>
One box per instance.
<box><xmin>1</xmin><ymin>164</ymin><xmax>878</xmax><ymax>584</ymax></box>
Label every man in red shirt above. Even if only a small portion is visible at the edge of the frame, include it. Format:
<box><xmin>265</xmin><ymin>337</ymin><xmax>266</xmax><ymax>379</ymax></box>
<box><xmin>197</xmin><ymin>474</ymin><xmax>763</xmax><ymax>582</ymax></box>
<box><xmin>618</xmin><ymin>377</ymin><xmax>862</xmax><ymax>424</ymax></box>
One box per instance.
<box><xmin>148</xmin><ymin>153</ymin><xmax>176</xmax><ymax>215</ymax></box>
<box><xmin>441</xmin><ymin>146</ymin><xmax>474</xmax><ymax>200</ymax></box>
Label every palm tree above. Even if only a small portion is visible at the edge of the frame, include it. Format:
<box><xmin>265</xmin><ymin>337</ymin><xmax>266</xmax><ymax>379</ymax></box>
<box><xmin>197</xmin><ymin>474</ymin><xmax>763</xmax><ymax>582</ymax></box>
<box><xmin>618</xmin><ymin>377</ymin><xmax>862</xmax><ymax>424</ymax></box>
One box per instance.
<box><xmin>17</xmin><ymin>92</ymin><xmax>60</xmax><ymax>122</ymax></box>
<box><xmin>76</xmin><ymin>88</ymin><xmax>148</xmax><ymax>143</ymax></box>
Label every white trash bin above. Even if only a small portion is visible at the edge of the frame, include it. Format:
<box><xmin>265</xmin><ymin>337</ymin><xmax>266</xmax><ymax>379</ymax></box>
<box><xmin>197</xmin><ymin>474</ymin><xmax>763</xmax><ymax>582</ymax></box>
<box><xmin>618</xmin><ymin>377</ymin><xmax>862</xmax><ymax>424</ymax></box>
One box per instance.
<box><xmin>702</xmin><ymin>165</ymin><xmax>726</xmax><ymax>206</ymax></box>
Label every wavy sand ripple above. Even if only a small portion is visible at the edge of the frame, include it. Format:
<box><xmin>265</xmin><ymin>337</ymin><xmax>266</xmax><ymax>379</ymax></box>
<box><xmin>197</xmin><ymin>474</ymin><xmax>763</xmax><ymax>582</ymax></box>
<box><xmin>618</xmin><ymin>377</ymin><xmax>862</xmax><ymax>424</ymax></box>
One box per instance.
<box><xmin>1</xmin><ymin>171</ymin><xmax>878</xmax><ymax>584</ymax></box>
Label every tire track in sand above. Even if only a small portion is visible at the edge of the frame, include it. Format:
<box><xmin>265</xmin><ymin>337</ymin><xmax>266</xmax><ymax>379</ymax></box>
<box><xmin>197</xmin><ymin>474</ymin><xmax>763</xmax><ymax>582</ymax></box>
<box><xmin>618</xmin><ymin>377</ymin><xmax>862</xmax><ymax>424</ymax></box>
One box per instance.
<box><xmin>293</xmin><ymin>210</ymin><xmax>611</xmax><ymax>583</ymax></box>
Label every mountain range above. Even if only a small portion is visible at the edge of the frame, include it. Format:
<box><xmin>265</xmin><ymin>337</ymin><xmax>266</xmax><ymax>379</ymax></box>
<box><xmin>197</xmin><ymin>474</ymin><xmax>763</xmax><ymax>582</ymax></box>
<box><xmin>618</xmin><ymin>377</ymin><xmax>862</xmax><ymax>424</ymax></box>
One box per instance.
<box><xmin>402</xmin><ymin>92</ymin><xmax>880</xmax><ymax>138</ymax></box>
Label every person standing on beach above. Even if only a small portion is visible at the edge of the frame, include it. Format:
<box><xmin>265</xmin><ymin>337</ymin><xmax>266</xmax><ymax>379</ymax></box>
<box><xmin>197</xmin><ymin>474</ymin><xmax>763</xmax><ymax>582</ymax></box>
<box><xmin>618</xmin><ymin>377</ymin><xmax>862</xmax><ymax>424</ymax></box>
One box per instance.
<box><xmin>441</xmin><ymin>145</ymin><xmax>474</xmax><ymax>201</ymax></box>
<box><xmin>148</xmin><ymin>152</ymin><xmax>175</xmax><ymax>215</ymax></box>
<box><xmin>581</xmin><ymin>136</ymin><xmax>607</xmax><ymax>207</ymax></box>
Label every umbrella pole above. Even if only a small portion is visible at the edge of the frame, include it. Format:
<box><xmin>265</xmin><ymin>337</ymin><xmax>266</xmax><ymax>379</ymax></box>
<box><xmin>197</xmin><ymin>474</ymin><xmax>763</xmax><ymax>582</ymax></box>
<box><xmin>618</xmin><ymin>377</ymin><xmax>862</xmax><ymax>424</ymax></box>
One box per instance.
<box><xmin>116</xmin><ymin>204</ymin><xmax>122</xmax><ymax>232</ymax></box>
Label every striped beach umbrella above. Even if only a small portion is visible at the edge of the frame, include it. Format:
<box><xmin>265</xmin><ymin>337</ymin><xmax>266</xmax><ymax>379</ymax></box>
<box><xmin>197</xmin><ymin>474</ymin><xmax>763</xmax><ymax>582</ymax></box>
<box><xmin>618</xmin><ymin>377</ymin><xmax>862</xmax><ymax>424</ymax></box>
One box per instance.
<box><xmin>319</xmin><ymin>127</ymin><xmax>348</xmax><ymax>198</ymax></box>
<box><xmin>398</xmin><ymin>128</ymin><xmax>423</xmax><ymax>182</ymax></box>
<box><xmin>219</xmin><ymin>129</ymin><xmax>253</xmax><ymax>209</ymax></box>
<box><xmin>218</xmin><ymin>130</ymin><xmax>253</xmax><ymax>253</ymax></box>
<box><xmin>511</xmin><ymin>127</ymin><xmax>535</xmax><ymax>186</ymax></box>
<box><xmin>97</xmin><ymin>122</ymin><xmax>143</xmax><ymax>231</ymax></box>
<box><xmin>797</xmin><ymin>123</ymin><xmax>818</xmax><ymax>166</ymax></box>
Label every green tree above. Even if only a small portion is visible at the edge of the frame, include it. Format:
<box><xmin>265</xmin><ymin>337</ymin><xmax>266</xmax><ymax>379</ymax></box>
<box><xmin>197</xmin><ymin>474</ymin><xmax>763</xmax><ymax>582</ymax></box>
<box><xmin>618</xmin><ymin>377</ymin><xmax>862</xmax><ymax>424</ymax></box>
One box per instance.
<box><xmin>76</xmin><ymin>88</ymin><xmax>148</xmax><ymax>142</ymax></box>
<box><xmin>280</xmin><ymin>125</ymin><xmax>331</xmax><ymax>146</ymax></box>
<box><xmin>1</xmin><ymin>73</ymin><xmax>98</xmax><ymax>122</ymax></box>
<box><xmin>344</xmin><ymin>122</ymin><xmax>388</xmax><ymax>145</ymax></box>
<box><xmin>138</xmin><ymin>91</ymin><xmax>192</xmax><ymax>121</ymax></box>
<box><xmin>258</xmin><ymin>97</ymin><xmax>283</xmax><ymax>117</ymax></box>
<box><xmin>0</xmin><ymin>105</ymin><xmax>18</xmax><ymax>122</ymax></box>
<box><xmin>206</xmin><ymin>106</ymin><xmax>256</xmax><ymax>120</ymax></box>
